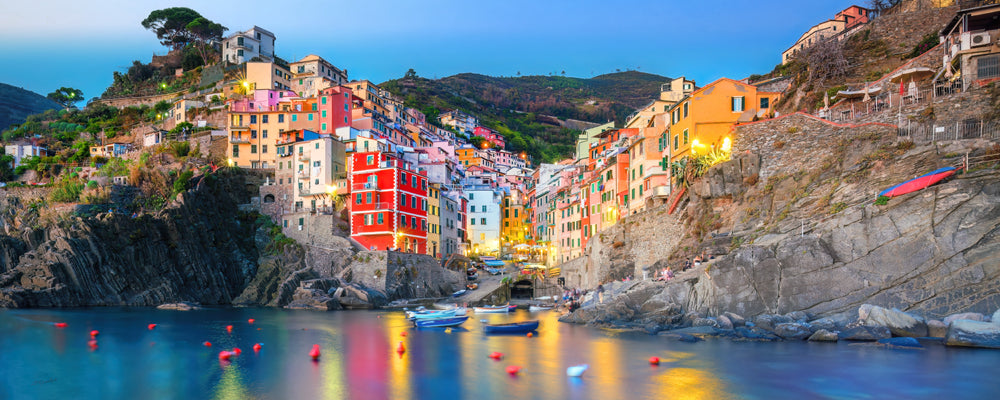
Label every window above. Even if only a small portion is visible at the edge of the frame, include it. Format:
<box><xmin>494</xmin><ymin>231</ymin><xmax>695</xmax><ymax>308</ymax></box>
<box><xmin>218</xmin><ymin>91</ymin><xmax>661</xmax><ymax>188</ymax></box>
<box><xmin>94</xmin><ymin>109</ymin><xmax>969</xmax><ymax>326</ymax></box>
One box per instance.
<box><xmin>401</xmin><ymin>193</ymin><xmax>407</xmax><ymax>206</ymax></box>
<box><xmin>321</xmin><ymin>123</ymin><xmax>327</xmax><ymax>131</ymax></box>
<box><xmin>366</xmin><ymin>155</ymin><xmax>374</xmax><ymax>164</ymax></box>
<box><xmin>471</xmin><ymin>218</ymin><xmax>476</xmax><ymax>225</ymax></box>
<box><xmin>278</xmin><ymin>114</ymin><xmax>284</xmax><ymax>123</ymax></box>
<box><xmin>760</xmin><ymin>97</ymin><xmax>770</xmax><ymax>109</ymax></box>
<box><xmin>308</xmin><ymin>114</ymin><xmax>314</xmax><ymax>121</ymax></box>
<box><xmin>356</xmin><ymin>194</ymin><xmax>362</xmax><ymax>204</ymax></box>
<box><xmin>262</xmin><ymin>145</ymin><xmax>268</xmax><ymax>153</ymax></box>
<box><xmin>411</xmin><ymin>197</ymin><xmax>417</xmax><ymax>209</ymax></box>
<box><xmin>321</xmin><ymin>96</ymin><xmax>327</xmax><ymax>105</ymax></box>
<box><xmin>262</xmin><ymin>130</ymin><xmax>268</xmax><ymax>139</ymax></box>
<box><xmin>469</xmin><ymin>193</ymin><xmax>474</xmax><ymax>200</ymax></box>
<box><xmin>978</xmin><ymin>55</ymin><xmax>1000</xmax><ymax>79</ymax></box>
<box><xmin>251</xmin><ymin>145</ymin><xmax>257</xmax><ymax>154</ymax></box>
<box><xmin>411</xmin><ymin>176</ymin><xmax>417</xmax><ymax>187</ymax></box>
<box><xmin>481</xmin><ymin>218</ymin><xmax>486</xmax><ymax>225</ymax></box>
<box><xmin>470</xmin><ymin>205</ymin><xmax>476</xmax><ymax>213</ymax></box>
<box><xmin>377</xmin><ymin>213</ymin><xmax>384</xmax><ymax>224</ymax></box>
<box><xmin>364</xmin><ymin>214</ymin><xmax>372</xmax><ymax>226</ymax></box>
<box><xmin>732</xmin><ymin>96</ymin><xmax>745</xmax><ymax>112</ymax></box>
<box><xmin>683</xmin><ymin>102</ymin><xmax>688</xmax><ymax>118</ymax></box>
<box><xmin>292</xmin><ymin>114</ymin><xmax>297</xmax><ymax>122</ymax></box>
<box><xmin>683</xmin><ymin>129</ymin><xmax>689</xmax><ymax>145</ymax></box>
<box><xmin>311</xmin><ymin>103</ymin><xmax>317</xmax><ymax>111</ymax></box>
<box><xmin>401</xmin><ymin>216</ymin><xmax>408</xmax><ymax>227</ymax></box>
<box><xmin>250</xmin><ymin>115</ymin><xmax>257</xmax><ymax>124</ymax></box>
<box><xmin>366</xmin><ymin>192</ymin><xmax>372</xmax><ymax>203</ymax></box>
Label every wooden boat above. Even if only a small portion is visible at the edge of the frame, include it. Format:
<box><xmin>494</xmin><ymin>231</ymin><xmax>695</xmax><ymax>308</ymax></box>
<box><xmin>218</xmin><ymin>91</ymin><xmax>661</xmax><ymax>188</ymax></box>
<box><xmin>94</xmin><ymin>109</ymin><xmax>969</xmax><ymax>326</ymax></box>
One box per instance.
<box><xmin>474</xmin><ymin>305</ymin><xmax>511</xmax><ymax>314</ymax></box>
<box><xmin>879</xmin><ymin>167</ymin><xmax>956</xmax><ymax>198</ymax></box>
<box><xmin>528</xmin><ymin>305</ymin><xmax>553</xmax><ymax>312</ymax></box>
<box><xmin>407</xmin><ymin>309</ymin><xmax>459</xmax><ymax>320</ymax></box>
<box><xmin>483</xmin><ymin>320</ymin><xmax>540</xmax><ymax>334</ymax></box>
<box><xmin>414</xmin><ymin>316</ymin><xmax>469</xmax><ymax>328</ymax></box>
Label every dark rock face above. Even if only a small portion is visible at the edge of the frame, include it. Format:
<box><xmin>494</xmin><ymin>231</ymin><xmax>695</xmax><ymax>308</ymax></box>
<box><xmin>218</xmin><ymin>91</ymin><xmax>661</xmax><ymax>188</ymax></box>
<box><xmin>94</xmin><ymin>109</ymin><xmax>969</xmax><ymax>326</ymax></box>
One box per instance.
<box><xmin>773</xmin><ymin>322</ymin><xmax>813</xmax><ymax>340</ymax></box>
<box><xmin>945</xmin><ymin>319</ymin><xmax>1000</xmax><ymax>349</ymax></box>
<box><xmin>841</xmin><ymin>326</ymin><xmax>892</xmax><ymax>341</ymax></box>
<box><xmin>0</xmin><ymin>175</ymin><xmax>261</xmax><ymax>307</ymax></box>
<box><xmin>808</xmin><ymin>329</ymin><xmax>839</xmax><ymax>342</ymax></box>
<box><xmin>858</xmin><ymin>304</ymin><xmax>928</xmax><ymax>338</ymax></box>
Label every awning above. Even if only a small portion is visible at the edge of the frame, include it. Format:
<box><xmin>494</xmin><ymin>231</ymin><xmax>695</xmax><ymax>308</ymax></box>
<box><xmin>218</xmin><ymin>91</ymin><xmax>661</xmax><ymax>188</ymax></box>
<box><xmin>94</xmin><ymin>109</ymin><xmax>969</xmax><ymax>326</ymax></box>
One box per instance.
<box><xmin>835</xmin><ymin>86</ymin><xmax>883</xmax><ymax>100</ymax></box>
<box><xmin>889</xmin><ymin>67</ymin><xmax>935</xmax><ymax>83</ymax></box>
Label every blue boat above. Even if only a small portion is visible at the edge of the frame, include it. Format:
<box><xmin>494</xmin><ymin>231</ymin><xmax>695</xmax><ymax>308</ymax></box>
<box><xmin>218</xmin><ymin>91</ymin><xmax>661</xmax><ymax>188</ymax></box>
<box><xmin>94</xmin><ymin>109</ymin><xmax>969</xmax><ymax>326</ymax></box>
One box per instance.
<box><xmin>414</xmin><ymin>316</ymin><xmax>469</xmax><ymax>328</ymax></box>
<box><xmin>483</xmin><ymin>320</ymin><xmax>539</xmax><ymax>334</ymax></box>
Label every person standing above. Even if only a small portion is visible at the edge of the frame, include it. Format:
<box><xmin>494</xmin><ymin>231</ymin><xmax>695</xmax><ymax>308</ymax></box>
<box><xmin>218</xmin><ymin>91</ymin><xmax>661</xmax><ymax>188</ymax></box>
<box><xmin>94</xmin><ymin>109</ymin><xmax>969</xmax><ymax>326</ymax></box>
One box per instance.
<box><xmin>597</xmin><ymin>283</ymin><xmax>605</xmax><ymax>304</ymax></box>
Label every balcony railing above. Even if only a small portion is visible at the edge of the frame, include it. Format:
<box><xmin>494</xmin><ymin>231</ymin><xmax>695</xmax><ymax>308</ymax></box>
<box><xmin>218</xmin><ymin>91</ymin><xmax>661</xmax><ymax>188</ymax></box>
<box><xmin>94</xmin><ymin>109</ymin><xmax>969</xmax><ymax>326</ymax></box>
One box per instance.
<box><xmin>353</xmin><ymin>202</ymin><xmax>392</xmax><ymax>210</ymax></box>
<box><xmin>229</xmin><ymin>137</ymin><xmax>251</xmax><ymax>144</ymax></box>
<box><xmin>352</xmin><ymin>182</ymin><xmax>380</xmax><ymax>191</ymax></box>
<box><xmin>297</xmin><ymin>170</ymin><xmax>310</xmax><ymax>179</ymax></box>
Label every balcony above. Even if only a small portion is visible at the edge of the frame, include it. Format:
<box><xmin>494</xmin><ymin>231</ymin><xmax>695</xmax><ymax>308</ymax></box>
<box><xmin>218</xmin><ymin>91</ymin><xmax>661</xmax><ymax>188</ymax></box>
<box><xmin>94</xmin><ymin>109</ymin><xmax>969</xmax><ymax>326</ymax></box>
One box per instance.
<box><xmin>229</xmin><ymin>137</ymin><xmax>251</xmax><ymax>144</ymax></box>
<box><xmin>297</xmin><ymin>153</ymin><xmax>310</xmax><ymax>161</ymax></box>
<box><xmin>297</xmin><ymin>170</ymin><xmax>310</xmax><ymax>179</ymax></box>
<box><xmin>650</xmin><ymin>185</ymin><xmax>671</xmax><ymax>198</ymax></box>
<box><xmin>230</xmin><ymin>125</ymin><xmax>251</xmax><ymax>131</ymax></box>
<box><xmin>352</xmin><ymin>182</ymin><xmax>384</xmax><ymax>191</ymax></box>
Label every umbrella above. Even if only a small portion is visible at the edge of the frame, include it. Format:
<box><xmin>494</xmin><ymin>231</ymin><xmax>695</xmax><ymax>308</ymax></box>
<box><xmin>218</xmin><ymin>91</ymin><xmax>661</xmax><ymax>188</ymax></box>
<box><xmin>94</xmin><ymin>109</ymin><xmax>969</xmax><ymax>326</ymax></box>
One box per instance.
<box><xmin>863</xmin><ymin>84</ymin><xmax>871</xmax><ymax>102</ymax></box>
<box><xmin>824</xmin><ymin>92</ymin><xmax>830</xmax><ymax>110</ymax></box>
<box><xmin>908</xmin><ymin>81</ymin><xmax>918</xmax><ymax>97</ymax></box>
<box><xmin>889</xmin><ymin>67</ymin><xmax>934</xmax><ymax>83</ymax></box>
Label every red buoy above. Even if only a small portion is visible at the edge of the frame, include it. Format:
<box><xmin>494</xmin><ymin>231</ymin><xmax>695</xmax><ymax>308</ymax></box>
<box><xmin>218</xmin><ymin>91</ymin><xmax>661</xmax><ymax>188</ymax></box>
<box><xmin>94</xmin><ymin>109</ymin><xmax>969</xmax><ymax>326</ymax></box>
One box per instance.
<box><xmin>526</xmin><ymin>332</ymin><xmax>533</xmax><ymax>338</ymax></box>
<box><xmin>218</xmin><ymin>351</ymin><xmax>233</xmax><ymax>361</ymax></box>
<box><xmin>248</xmin><ymin>319</ymin><xmax>255</xmax><ymax>325</ymax></box>
<box><xmin>310</xmin><ymin>344</ymin><xmax>321</xmax><ymax>361</ymax></box>
<box><xmin>396</xmin><ymin>341</ymin><xmax>406</xmax><ymax>354</ymax></box>
<box><xmin>203</xmin><ymin>341</ymin><xmax>212</xmax><ymax>347</ymax></box>
<box><xmin>90</xmin><ymin>330</ymin><xmax>100</xmax><ymax>337</ymax></box>
<box><xmin>506</xmin><ymin>366</ymin><xmax>522</xmax><ymax>375</ymax></box>
<box><xmin>226</xmin><ymin>325</ymin><xmax>233</xmax><ymax>333</ymax></box>
<box><xmin>148</xmin><ymin>324</ymin><xmax>157</xmax><ymax>330</ymax></box>
<box><xmin>54</xmin><ymin>322</ymin><xmax>68</xmax><ymax>328</ymax></box>
<box><xmin>253</xmin><ymin>343</ymin><xmax>262</xmax><ymax>352</ymax></box>
<box><xmin>400</xmin><ymin>332</ymin><xmax>407</xmax><ymax>337</ymax></box>
<box><xmin>649</xmin><ymin>356</ymin><xmax>660</xmax><ymax>365</ymax></box>
<box><xmin>488</xmin><ymin>352</ymin><xmax>504</xmax><ymax>360</ymax></box>
<box><xmin>233</xmin><ymin>347</ymin><xmax>242</xmax><ymax>356</ymax></box>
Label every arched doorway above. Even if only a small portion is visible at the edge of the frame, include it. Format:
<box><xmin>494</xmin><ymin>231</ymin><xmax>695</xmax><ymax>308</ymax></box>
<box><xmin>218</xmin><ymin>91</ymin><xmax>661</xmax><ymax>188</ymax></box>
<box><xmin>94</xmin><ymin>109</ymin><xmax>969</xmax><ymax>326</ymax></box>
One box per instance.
<box><xmin>263</xmin><ymin>194</ymin><xmax>275</xmax><ymax>203</ymax></box>
<box><xmin>511</xmin><ymin>279</ymin><xmax>534</xmax><ymax>299</ymax></box>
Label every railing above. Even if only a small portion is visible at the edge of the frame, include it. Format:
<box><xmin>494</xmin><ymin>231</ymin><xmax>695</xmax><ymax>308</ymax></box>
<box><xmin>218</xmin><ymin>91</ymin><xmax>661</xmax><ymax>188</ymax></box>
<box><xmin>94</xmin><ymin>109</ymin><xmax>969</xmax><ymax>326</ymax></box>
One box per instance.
<box><xmin>823</xmin><ymin>88</ymin><xmax>940</xmax><ymax>123</ymax></box>
<box><xmin>229</xmin><ymin>137</ymin><xmax>250</xmax><ymax>144</ymax></box>
<box><xmin>230</xmin><ymin>103</ymin><xmax>284</xmax><ymax>113</ymax></box>
<box><xmin>352</xmin><ymin>182</ymin><xmax>379</xmax><ymax>191</ymax></box>
<box><xmin>897</xmin><ymin>118</ymin><xmax>1000</xmax><ymax>143</ymax></box>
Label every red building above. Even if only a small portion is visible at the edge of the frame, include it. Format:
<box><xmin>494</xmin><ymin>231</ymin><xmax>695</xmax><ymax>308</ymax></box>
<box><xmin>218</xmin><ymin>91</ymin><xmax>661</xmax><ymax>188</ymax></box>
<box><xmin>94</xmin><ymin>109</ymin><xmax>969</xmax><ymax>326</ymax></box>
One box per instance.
<box><xmin>836</xmin><ymin>5</ymin><xmax>870</xmax><ymax>31</ymax></box>
<box><xmin>348</xmin><ymin>152</ymin><xmax>429</xmax><ymax>253</ymax></box>
<box><xmin>473</xmin><ymin>126</ymin><xmax>506</xmax><ymax>148</ymax></box>
<box><xmin>318</xmin><ymin>86</ymin><xmax>359</xmax><ymax>135</ymax></box>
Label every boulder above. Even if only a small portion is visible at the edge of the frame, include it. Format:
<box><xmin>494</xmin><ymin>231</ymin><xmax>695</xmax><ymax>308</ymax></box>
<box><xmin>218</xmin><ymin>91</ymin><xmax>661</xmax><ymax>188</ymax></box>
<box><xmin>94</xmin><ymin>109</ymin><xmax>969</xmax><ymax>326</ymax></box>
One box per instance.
<box><xmin>857</xmin><ymin>304</ymin><xmax>927</xmax><ymax>337</ymax></box>
<box><xmin>659</xmin><ymin>332</ymin><xmax>703</xmax><ymax>342</ymax></box>
<box><xmin>841</xmin><ymin>325</ymin><xmax>891</xmax><ymax>341</ymax></box>
<box><xmin>284</xmin><ymin>287</ymin><xmax>341</xmax><ymax>311</ymax></box>
<box><xmin>808</xmin><ymin>329</ymin><xmax>839</xmax><ymax>342</ymax></box>
<box><xmin>751</xmin><ymin>314</ymin><xmax>791</xmax><ymax>332</ymax></box>
<box><xmin>808</xmin><ymin>318</ymin><xmax>837</xmax><ymax>333</ymax></box>
<box><xmin>774</xmin><ymin>322</ymin><xmax>812</xmax><ymax>340</ymax></box>
<box><xmin>716</xmin><ymin>315</ymin><xmax>734</xmax><ymax>330</ymax></box>
<box><xmin>156</xmin><ymin>302</ymin><xmax>201</xmax><ymax>311</ymax></box>
<box><xmin>733</xmin><ymin>327</ymin><xmax>782</xmax><ymax>341</ymax></box>
<box><xmin>942</xmin><ymin>312</ymin><xmax>986</xmax><ymax>326</ymax></box>
<box><xmin>927</xmin><ymin>320</ymin><xmax>947</xmax><ymax>338</ymax></box>
<box><xmin>681</xmin><ymin>311</ymin><xmax>704</xmax><ymax>327</ymax></box>
<box><xmin>722</xmin><ymin>312</ymin><xmax>746</xmax><ymax>327</ymax></box>
<box><xmin>945</xmin><ymin>320</ymin><xmax>1000</xmax><ymax>349</ymax></box>
<box><xmin>878</xmin><ymin>337</ymin><xmax>923</xmax><ymax>349</ymax></box>
<box><xmin>785</xmin><ymin>311</ymin><xmax>809</xmax><ymax>323</ymax></box>
<box><xmin>692</xmin><ymin>318</ymin><xmax>720</xmax><ymax>328</ymax></box>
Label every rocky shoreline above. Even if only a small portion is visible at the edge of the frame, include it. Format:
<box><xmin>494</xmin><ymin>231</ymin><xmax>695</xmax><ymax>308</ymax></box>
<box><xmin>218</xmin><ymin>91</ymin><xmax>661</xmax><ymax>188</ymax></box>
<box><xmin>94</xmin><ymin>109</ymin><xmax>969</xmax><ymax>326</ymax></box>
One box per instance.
<box><xmin>559</xmin><ymin>280</ymin><xmax>1000</xmax><ymax>349</ymax></box>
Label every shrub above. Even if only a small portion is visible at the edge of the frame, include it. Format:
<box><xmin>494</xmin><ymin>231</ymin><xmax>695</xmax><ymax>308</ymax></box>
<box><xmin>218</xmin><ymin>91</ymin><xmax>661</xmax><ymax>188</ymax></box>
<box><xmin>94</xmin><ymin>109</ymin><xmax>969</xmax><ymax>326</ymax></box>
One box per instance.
<box><xmin>874</xmin><ymin>196</ymin><xmax>890</xmax><ymax>206</ymax></box>
<box><xmin>172</xmin><ymin>170</ymin><xmax>194</xmax><ymax>195</ymax></box>
<box><xmin>86</xmin><ymin>180</ymin><xmax>98</xmax><ymax>189</ymax></box>
<box><xmin>906</xmin><ymin>33</ymin><xmax>939</xmax><ymax>59</ymax></box>
<box><xmin>167</xmin><ymin>141</ymin><xmax>191</xmax><ymax>158</ymax></box>
<box><xmin>50</xmin><ymin>179</ymin><xmax>85</xmax><ymax>202</ymax></box>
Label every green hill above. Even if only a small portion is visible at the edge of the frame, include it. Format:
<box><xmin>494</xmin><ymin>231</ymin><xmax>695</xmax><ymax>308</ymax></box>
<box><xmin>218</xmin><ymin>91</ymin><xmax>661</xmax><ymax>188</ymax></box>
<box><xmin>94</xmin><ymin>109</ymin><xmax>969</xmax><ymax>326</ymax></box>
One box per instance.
<box><xmin>0</xmin><ymin>83</ymin><xmax>62</xmax><ymax>131</ymax></box>
<box><xmin>381</xmin><ymin>71</ymin><xmax>669</xmax><ymax>163</ymax></box>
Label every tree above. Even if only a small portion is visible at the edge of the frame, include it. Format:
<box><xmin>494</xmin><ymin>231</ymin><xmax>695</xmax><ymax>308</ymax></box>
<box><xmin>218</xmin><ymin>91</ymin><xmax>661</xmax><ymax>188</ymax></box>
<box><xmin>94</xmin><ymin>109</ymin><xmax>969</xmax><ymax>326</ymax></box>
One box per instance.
<box><xmin>806</xmin><ymin>38</ymin><xmax>848</xmax><ymax>86</ymax></box>
<box><xmin>141</xmin><ymin>7</ymin><xmax>203</xmax><ymax>50</ymax></box>
<box><xmin>47</xmin><ymin>87</ymin><xmax>84</xmax><ymax>109</ymax></box>
<box><xmin>404</xmin><ymin>68</ymin><xmax>418</xmax><ymax>79</ymax></box>
<box><xmin>186</xmin><ymin>17</ymin><xmax>226</xmax><ymax>64</ymax></box>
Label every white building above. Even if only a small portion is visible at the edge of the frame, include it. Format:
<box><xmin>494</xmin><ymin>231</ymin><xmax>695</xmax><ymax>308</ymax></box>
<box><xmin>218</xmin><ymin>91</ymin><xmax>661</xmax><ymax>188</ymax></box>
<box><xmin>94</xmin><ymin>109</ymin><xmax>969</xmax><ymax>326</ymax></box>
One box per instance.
<box><xmin>276</xmin><ymin>131</ymin><xmax>347</xmax><ymax>212</ymax></box>
<box><xmin>289</xmin><ymin>55</ymin><xmax>349</xmax><ymax>97</ymax></box>
<box><xmin>4</xmin><ymin>144</ymin><xmax>47</xmax><ymax>167</ymax></box>
<box><xmin>222</xmin><ymin>26</ymin><xmax>276</xmax><ymax>64</ymax></box>
<box><xmin>465</xmin><ymin>185</ymin><xmax>501</xmax><ymax>256</ymax></box>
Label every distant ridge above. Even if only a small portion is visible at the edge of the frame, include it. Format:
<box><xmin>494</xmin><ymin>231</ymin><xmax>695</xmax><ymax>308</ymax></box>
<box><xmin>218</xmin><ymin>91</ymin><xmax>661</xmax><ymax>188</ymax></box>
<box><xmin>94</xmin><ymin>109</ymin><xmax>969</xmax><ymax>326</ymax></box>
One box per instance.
<box><xmin>0</xmin><ymin>83</ymin><xmax>61</xmax><ymax>131</ymax></box>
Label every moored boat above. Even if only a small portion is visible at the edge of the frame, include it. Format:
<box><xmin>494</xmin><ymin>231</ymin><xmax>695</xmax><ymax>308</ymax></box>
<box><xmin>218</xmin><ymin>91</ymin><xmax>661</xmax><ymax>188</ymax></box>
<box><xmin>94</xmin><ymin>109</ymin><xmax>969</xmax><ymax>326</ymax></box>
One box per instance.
<box><xmin>407</xmin><ymin>309</ymin><xmax>458</xmax><ymax>320</ymax></box>
<box><xmin>528</xmin><ymin>305</ymin><xmax>553</xmax><ymax>312</ymax></box>
<box><xmin>483</xmin><ymin>320</ymin><xmax>540</xmax><ymax>334</ymax></box>
<box><xmin>414</xmin><ymin>316</ymin><xmax>469</xmax><ymax>328</ymax></box>
<box><xmin>474</xmin><ymin>305</ymin><xmax>511</xmax><ymax>314</ymax></box>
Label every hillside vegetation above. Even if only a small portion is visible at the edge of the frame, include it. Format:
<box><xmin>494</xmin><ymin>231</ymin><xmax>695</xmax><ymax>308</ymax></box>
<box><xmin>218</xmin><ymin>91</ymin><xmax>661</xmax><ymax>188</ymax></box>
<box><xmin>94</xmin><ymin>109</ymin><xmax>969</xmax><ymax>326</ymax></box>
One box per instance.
<box><xmin>0</xmin><ymin>83</ymin><xmax>62</xmax><ymax>131</ymax></box>
<box><xmin>381</xmin><ymin>71</ymin><xmax>670</xmax><ymax>162</ymax></box>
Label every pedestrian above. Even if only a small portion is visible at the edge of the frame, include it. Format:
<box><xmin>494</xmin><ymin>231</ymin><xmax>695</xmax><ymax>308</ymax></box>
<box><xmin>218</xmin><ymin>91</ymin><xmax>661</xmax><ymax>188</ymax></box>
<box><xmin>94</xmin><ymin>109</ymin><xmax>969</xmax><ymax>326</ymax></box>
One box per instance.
<box><xmin>683</xmin><ymin>257</ymin><xmax>692</xmax><ymax>271</ymax></box>
<box><xmin>667</xmin><ymin>267</ymin><xmax>674</xmax><ymax>280</ymax></box>
<box><xmin>597</xmin><ymin>283</ymin><xmax>605</xmax><ymax>304</ymax></box>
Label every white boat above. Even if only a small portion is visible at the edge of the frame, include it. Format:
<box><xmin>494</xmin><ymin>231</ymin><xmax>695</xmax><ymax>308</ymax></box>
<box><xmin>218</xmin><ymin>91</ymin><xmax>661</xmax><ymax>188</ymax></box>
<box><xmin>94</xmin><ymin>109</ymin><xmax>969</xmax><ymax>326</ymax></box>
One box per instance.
<box><xmin>474</xmin><ymin>305</ymin><xmax>511</xmax><ymax>314</ymax></box>
<box><xmin>407</xmin><ymin>308</ymin><xmax>466</xmax><ymax>320</ymax></box>
<box><xmin>567</xmin><ymin>364</ymin><xmax>589</xmax><ymax>377</ymax></box>
<box><xmin>433</xmin><ymin>303</ymin><xmax>459</xmax><ymax>310</ymax></box>
<box><xmin>529</xmin><ymin>305</ymin><xmax>553</xmax><ymax>312</ymax></box>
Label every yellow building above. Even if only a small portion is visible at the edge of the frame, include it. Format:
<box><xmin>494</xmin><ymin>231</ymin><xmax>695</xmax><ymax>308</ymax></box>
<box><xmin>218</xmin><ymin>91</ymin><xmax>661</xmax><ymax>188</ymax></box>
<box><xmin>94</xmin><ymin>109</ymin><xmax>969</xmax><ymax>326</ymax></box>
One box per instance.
<box><xmin>457</xmin><ymin>146</ymin><xmax>478</xmax><ymax>167</ymax></box>
<box><xmin>502</xmin><ymin>189</ymin><xmax>528</xmax><ymax>254</ymax></box>
<box><xmin>228</xmin><ymin>106</ymin><xmax>289</xmax><ymax>169</ymax></box>
<box><xmin>246</xmin><ymin>61</ymin><xmax>292</xmax><ymax>91</ymax></box>
<box><xmin>665</xmin><ymin>78</ymin><xmax>781</xmax><ymax>165</ymax></box>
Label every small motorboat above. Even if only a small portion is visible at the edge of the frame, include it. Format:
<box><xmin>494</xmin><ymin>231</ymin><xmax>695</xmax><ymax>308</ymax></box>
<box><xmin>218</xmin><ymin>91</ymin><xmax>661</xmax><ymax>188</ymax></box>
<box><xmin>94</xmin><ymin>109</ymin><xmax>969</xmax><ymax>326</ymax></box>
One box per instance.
<box><xmin>414</xmin><ymin>316</ymin><xmax>469</xmax><ymax>328</ymax></box>
<box><xmin>507</xmin><ymin>305</ymin><xmax>518</xmax><ymax>311</ymax></box>
<box><xmin>407</xmin><ymin>309</ymin><xmax>460</xmax><ymax>320</ymax></box>
<box><xmin>483</xmin><ymin>320</ymin><xmax>540</xmax><ymax>334</ymax></box>
<box><xmin>433</xmin><ymin>303</ymin><xmax>459</xmax><ymax>310</ymax></box>
<box><xmin>566</xmin><ymin>364</ymin><xmax>589</xmax><ymax>377</ymax></box>
<box><xmin>452</xmin><ymin>289</ymin><xmax>467</xmax><ymax>297</ymax></box>
<box><xmin>474</xmin><ymin>305</ymin><xmax>511</xmax><ymax>314</ymax></box>
<box><xmin>528</xmin><ymin>305</ymin><xmax>554</xmax><ymax>312</ymax></box>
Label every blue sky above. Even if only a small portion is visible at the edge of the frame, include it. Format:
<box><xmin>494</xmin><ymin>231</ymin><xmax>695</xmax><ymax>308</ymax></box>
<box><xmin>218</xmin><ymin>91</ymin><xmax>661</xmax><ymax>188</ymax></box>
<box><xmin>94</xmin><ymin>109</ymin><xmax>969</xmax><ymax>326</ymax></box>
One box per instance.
<box><xmin>0</xmin><ymin>0</ymin><xmax>860</xmax><ymax>105</ymax></box>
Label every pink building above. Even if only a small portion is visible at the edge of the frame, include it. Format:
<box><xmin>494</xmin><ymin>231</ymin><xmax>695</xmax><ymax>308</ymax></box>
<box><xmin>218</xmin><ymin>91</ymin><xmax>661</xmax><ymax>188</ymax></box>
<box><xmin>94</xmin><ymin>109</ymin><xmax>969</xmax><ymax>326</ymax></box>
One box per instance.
<box><xmin>836</xmin><ymin>5</ymin><xmax>870</xmax><ymax>31</ymax></box>
<box><xmin>473</xmin><ymin>126</ymin><xmax>506</xmax><ymax>148</ymax></box>
<box><xmin>229</xmin><ymin>89</ymin><xmax>299</xmax><ymax>112</ymax></box>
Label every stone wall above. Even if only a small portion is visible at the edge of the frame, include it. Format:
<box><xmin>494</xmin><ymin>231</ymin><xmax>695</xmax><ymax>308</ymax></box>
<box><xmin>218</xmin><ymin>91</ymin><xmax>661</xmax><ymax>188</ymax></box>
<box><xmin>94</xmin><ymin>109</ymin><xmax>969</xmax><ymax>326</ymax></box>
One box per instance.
<box><xmin>343</xmin><ymin>250</ymin><xmax>462</xmax><ymax>301</ymax></box>
<box><xmin>873</xmin><ymin>4</ymin><xmax>959</xmax><ymax>57</ymax></box>
<box><xmin>96</xmin><ymin>92</ymin><xmax>185</xmax><ymax>109</ymax></box>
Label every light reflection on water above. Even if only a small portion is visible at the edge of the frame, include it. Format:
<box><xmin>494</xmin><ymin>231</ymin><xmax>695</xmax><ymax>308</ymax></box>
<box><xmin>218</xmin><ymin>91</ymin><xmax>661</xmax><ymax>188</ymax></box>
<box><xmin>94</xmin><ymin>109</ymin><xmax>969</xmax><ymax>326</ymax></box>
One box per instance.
<box><xmin>2</xmin><ymin>308</ymin><xmax>999</xmax><ymax>400</ymax></box>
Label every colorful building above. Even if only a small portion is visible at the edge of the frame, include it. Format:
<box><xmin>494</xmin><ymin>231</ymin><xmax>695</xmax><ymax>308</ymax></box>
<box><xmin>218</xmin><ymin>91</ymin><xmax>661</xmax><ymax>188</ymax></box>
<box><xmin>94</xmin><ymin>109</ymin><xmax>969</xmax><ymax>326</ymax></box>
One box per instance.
<box><xmin>348</xmin><ymin>152</ymin><xmax>429</xmax><ymax>253</ymax></box>
<box><xmin>275</xmin><ymin>130</ymin><xmax>347</xmax><ymax>212</ymax></box>
<box><xmin>465</xmin><ymin>185</ymin><xmax>501</xmax><ymax>256</ymax></box>
<box><xmin>227</xmin><ymin>90</ymin><xmax>297</xmax><ymax>169</ymax></box>
<box><xmin>222</xmin><ymin>26</ymin><xmax>276</xmax><ymax>64</ymax></box>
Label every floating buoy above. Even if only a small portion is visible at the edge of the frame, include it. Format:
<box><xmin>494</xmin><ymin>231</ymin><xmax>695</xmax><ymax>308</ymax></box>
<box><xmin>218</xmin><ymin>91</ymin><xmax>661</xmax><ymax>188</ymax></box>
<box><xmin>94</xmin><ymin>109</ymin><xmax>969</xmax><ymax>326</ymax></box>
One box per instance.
<box><xmin>218</xmin><ymin>351</ymin><xmax>233</xmax><ymax>361</ymax></box>
<box><xmin>526</xmin><ymin>332</ymin><xmax>533</xmax><ymax>338</ymax></box>
<box><xmin>226</xmin><ymin>325</ymin><xmax>233</xmax><ymax>333</ymax></box>
<box><xmin>488</xmin><ymin>352</ymin><xmax>504</xmax><ymax>360</ymax></box>
<box><xmin>396</xmin><ymin>341</ymin><xmax>406</xmax><ymax>354</ymax></box>
<box><xmin>566</xmin><ymin>364</ymin><xmax>589</xmax><ymax>377</ymax></box>
<box><xmin>203</xmin><ymin>341</ymin><xmax>212</xmax><ymax>347</ymax></box>
<box><xmin>400</xmin><ymin>332</ymin><xmax>407</xmax><ymax>337</ymax></box>
<box><xmin>257</xmin><ymin>328</ymin><xmax>261</xmax><ymax>331</ymax></box>
<box><xmin>253</xmin><ymin>343</ymin><xmax>262</xmax><ymax>352</ymax></box>
<box><xmin>148</xmin><ymin>324</ymin><xmax>157</xmax><ymax>330</ymax></box>
<box><xmin>506</xmin><ymin>366</ymin><xmax>522</xmax><ymax>375</ymax></box>
<box><xmin>310</xmin><ymin>344</ymin><xmax>321</xmax><ymax>361</ymax></box>
<box><xmin>248</xmin><ymin>319</ymin><xmax>255</xmax><ymax>325</ymax></box>
<box><xmin>54</xmin><ymin>322</ymin><xmax>68</xmax><ymax>328</ymax></box>
<box><xmin>233</xmin><ymin>347</ymin><xmax>242</xmax><ymax>356</ymax></box>
<box><xmin>90</xmin><ymin>330</ymin><xmax>100</xmax><ymax>337</ymax></box>
<box><xmin>649</xmin><ymin>356</ymin><xmax>660</xmax><ymax>365</ymax></box>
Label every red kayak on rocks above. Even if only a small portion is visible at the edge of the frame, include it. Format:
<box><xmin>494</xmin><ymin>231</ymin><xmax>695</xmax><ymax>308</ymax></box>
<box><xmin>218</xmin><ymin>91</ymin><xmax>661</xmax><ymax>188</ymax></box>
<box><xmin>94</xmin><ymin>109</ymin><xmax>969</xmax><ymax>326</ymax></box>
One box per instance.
<box><xmin>878</xmin><ymin>167</ymin><xmax>957</xmax><ymax>199</ymax></box>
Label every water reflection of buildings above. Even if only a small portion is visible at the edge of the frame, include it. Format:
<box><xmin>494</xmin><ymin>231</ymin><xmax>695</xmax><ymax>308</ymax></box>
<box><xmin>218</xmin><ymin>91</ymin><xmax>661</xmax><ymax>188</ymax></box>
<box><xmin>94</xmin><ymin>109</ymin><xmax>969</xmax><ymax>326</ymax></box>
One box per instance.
<box><xmin>346</xmin><ymin>315</ymin><xmax>391</xmax><ymax>399</ymax></box>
